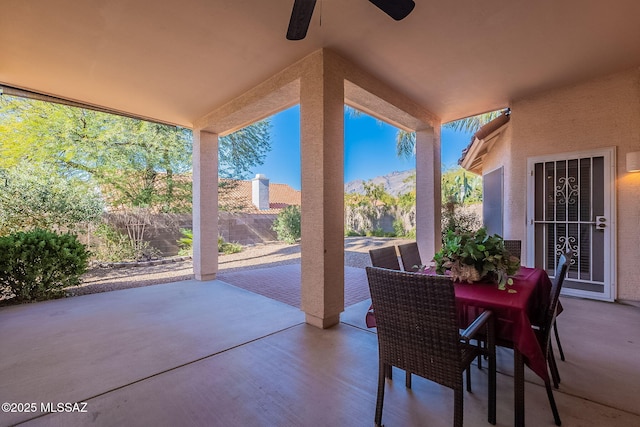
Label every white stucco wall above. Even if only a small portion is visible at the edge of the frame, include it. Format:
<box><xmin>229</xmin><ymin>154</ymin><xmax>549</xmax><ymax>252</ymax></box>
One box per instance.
<box><xmin>489</xmin><ymin>68</ymin><xmax>640</xmax><ymax>302</ymax></box>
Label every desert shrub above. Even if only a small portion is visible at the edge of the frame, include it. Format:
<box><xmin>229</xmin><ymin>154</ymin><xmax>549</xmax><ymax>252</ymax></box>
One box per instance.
<box><xmin>0</xmin><ymin>163</ymin><xmax>104</xmax><ymax>236</ymax></box>
<box><xmin>365</xmin><ymin>228</ymin><xmax>396</xmax><ymax>238</ymax></box>
<box><xmin>177</xmin><ymin>228</ymin><xmax>193</xmax><ymax>255</ymax></box>
<box><xmin>403</xmin><ymin>228</ymin><xmax>417</xmax><ymax>239</ymax></box>
<box><xmin>91</xmin><ymin>223</ymin><xmax>159</xmax><ymax>262</ymax></box>
<box><xmin>273</xmin><ymin>205</ymin><xmax>301</xmax><ymax>244</ymax></box>
<box><xmin>441</xmin><ymin>201</ymin><xmax>482</xmax><ymax>235</ymax></box>
<box><xmin>92</xmin><ymin>212</ymin><xmax>161</xmax><ymax>262</ymax></box>
<box><xmin>92</xmin><ymin>223</ymin><xmax>137</xmax><ymax>261</ymax></box>
<box><xmin>177</xmin><ymin>230</ymin><xmax>240</xmax><ymax>255</ymax></box>
<box><xmin>218</xmin><ymin>236</ymin><xmax>242</xmax><ymax>254</ymax></box>
<box><xmin>0</xmin><ymin>230</ymin><xmax>90</xmax><ymax>303</ymax></box>
<box><xmin>106</xmin><ymin>208</ymin><xmax>157</xmax><ymax>259</ymax></box>
<box><xmin>176</xmin><ymin>230</ymin><xmax>240</xmax><ymax>255</ymax></box>
<box><xmin>393</xmin><ymin>219</ymin><xmax>406</xmax><ymax>237</ymax></box>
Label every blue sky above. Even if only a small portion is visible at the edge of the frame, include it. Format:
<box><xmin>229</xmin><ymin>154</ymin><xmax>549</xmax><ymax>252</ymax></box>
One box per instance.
<box><xmin>256</xmin><ymin>105</ymin><xmax>473</xmax><ymax>190</ymax></box>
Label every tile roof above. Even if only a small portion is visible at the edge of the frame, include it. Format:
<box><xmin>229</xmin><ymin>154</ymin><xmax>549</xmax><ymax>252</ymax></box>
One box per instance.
<box><xmin>458</xmin><ymin>112</ymin><xmax>511</xmax><ymax>175</ymax></box>
<box><xmin>219</xmin><ymin>178</ymin><xmax>301</xmax><ymax>214</ymax></box>
<box><xmin>102</xmin><ymin>175</ymin><xmax>300</xmax><ymax>214</ymax></box>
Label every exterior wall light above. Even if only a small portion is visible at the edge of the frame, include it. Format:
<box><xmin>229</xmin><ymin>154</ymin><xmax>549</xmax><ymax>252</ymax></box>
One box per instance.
<box><xmin>626</xmin><ymin>151</ymin><xmax>640</xmax><ymax>172</ymax></box>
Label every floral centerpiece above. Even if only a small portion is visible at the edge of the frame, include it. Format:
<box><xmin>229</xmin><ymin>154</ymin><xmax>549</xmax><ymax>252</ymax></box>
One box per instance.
<box><xmin>433</xmin><ymin>228</ymin><xmax>520</xmax><ymax>290</ymax></box>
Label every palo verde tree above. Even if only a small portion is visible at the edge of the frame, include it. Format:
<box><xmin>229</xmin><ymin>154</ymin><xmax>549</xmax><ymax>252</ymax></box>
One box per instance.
<box><xmin>0</xmin><ymin>94</ymin><xmax>272</xmax><ymax>213</ymax></box>
<box><xmin>217</xmin><ymin>120</ymin><xmax>272</xmax><ymax>212</ymax></box>
<box><xmin>0</xmin><ymin>95</ymin><xmax>192</xmax><ymax>212</ymax></box>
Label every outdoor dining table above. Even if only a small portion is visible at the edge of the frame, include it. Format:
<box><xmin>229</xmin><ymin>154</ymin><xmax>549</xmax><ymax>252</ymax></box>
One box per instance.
<box><xmin>366</xmin><ymin>266</ymin><xmax>553</xmax><ymax>427</ymax></box>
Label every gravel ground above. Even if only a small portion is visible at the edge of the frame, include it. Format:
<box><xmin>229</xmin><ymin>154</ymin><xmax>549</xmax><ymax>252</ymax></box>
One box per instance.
<box><xmin>71</xmin><ymin>237</ymin><xmax>412</xmax><ymax>297</ymax></box>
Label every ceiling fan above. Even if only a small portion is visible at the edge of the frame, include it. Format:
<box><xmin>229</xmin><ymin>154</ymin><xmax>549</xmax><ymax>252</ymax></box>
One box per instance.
<box><xmin>286</xmin><ymin>0</ymin><xmax>416</xmax><ymax>40</ymax></box>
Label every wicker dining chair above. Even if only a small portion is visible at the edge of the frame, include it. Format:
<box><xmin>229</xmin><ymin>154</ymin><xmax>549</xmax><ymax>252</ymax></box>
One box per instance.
<box><xmin>368</xmin><ymin>246</ymin><xmax>401</xmax><ymax>271</ymax></box>
<box><xmin>397</xmin><ymin>242</ymin><xmax>422</xmax><ymax>272</ymax></box>
<box><xmin>368</xmin><ymin>245</ymin><xmax>407</xmax><ymax>384</ymax></box>
<box><xmin>366</xmin><ymin>267</ymin><xmax>496</xmax><ymax>427</ymax></box>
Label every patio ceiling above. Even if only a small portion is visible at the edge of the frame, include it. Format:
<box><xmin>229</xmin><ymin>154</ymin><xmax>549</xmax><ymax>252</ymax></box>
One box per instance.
<box><xmin>2</xmin><ymin>0</ymin><xmax>640</xmax><ymax>128</ymax></box>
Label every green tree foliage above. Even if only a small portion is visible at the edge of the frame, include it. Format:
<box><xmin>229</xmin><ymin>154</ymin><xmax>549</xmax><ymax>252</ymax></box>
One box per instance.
<box><xmin>0</xmin><ymin>95</ymin><xmax>192</xmax><ymax>211</ymax></box>
<box><xmin>345</xmin><ymin>180</ymin><xmax>411</xmax><ymax>237</ymax></box>
<box><xmin>344</xmin><ymin>168</ymin><xmax>482</xmax><ymax>237</ymax></box>
<box><xmin>273</xmin><ymin>205</ymin><xmax>301</xmax><ymax>244</ymax></box>
<box><xmin>441</xmin><ymin>167</ymin><xmax>482</xmax><ymax>234</ymax></box>
<box><xmin>391</xmin><ymin>168</ymin><xmax>481</xmax><ymax>207</ymax></box>
<box><xmin>0</xmin><ymin>230</ymin><xmax>91</xmax><ymax>303</ymax></box>
<box><xmin>445</xmin><ymin>110</ymin><xmax>507</xmax><ymax>133</ymax></box>
<box><xmin>396</xmin><ymin>130</ymin><xmax>416</xmax><ymax>160</ymax></box>
<box><xmin>441</xmin><ymin>167</ymin><xmax>482</xmax><ymax>204</ymax></box>
<box><xmin>177</xmin><ymin>228</ymin><xmax>193</xmax><ymax>255</ymax></box>
<box><xmin>0</xmin><ymin>162</ymin><xmax>104</xmax><ymax>236</ymax></box>
<box><xmin>218</xmin><ymin>120</ymin><xmax>271</xmax><ymax>179</ymax></box>
<box><xmin>0</xmin><ymin>95</ymin><xmax>272</xmax><ymax>212</ymax></box>
<box><xmin>393</xmin><ymin>109</ymin><xmax>507</xmax><ymax>161</ymax></box>
<box><xmin>363</xmin><ymin>182</ymin><xmax>396</xmax><ymax>206</ymax></box>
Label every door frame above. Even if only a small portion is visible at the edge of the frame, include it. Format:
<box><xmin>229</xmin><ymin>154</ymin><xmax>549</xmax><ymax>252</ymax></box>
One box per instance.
<box><xmin>526</xmin><ymin>147</ymin><xmax>617</xmax><ymax>302</ymax></box>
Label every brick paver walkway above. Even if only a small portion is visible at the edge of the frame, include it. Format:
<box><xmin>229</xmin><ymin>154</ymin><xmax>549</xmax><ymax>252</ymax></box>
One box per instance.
<box><xmin>216</xmin><ymin>264</ymin><xmax>370</xmax><ymax>308</ymax></box>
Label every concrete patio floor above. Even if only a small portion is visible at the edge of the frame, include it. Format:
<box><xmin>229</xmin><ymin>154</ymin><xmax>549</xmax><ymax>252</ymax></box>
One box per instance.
<box><xmin>1</xmin><ymin>270</ymin><xmax>639</xmax><ymax>427</ymax></box>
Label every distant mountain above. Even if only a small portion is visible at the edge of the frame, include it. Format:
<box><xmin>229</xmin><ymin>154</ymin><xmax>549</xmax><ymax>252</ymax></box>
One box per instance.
<box><xmin>344</xmin><ymin>169</ymin><xmax>415</xmax><ymax>196</ymax></box>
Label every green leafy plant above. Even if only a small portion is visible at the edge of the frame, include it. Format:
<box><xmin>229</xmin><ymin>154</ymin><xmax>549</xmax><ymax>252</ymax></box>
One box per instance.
<box><xmin>272</xmin><ymin>205</ymin><xmax>301</xmax><ymax>244</ymax></box>
<box><xmin>91</xmin><ymin>222</ymin><xmax>159</xmax><ymax>262</ymax></box>
<box><xmin>177</xmin><ymin>228</ymin><xmax>193</xmax><ymax>255</ymax></box>
<box><xmin>218</xmin><ymin>236</ymin><xmax>242</xmax><ymax>254</ymax></box>
<box><xmin>433</xmin><ymin>227</ymin><xmax>520</xmax><ymax>290</ymax></box>
<box><xmin>0</xmin><ymin>230</ymin><xmax>91</xmax><ymax>303</ymax></box>
<box><xmin>365</xmin><ymin>228</ymin><xmax>396</xmax><ymax>238</ymax></box>
<box><xmin>92</xmin><ymin>223</ymin><xmax>138</xmax><ymax>262</ymax></box>
<box><xmin>177</xmin><ymin>230</ymin><xmax>241</xmax><ymax>255</ymax></box>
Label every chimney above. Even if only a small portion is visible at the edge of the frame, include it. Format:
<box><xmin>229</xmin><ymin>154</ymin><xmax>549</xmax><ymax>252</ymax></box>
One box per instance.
<box><xmin>252</xmin><ymin>174</ymin><xmax>269</xmax><ymax>210</ymax></box>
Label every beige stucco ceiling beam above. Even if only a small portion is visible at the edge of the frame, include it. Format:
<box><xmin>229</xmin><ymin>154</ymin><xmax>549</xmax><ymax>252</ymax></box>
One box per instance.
<box><xmin>194</xmin><ymin>78</ymin><xmax>300</xmax><ymax>136</ymax></box>
<box><xmin>193</xmin><ymin>56</ymin><xmax>301</xmax><ymax>133</ymax></box>
<box><xmin>193</xmin><ymin>48</ymin><xmax>441</xmax><ymax>136</ymax></box>
<box><xmin>337</xmin><ymin>50</ymin><xmax>440</xmax><ymax>131</ymax></box>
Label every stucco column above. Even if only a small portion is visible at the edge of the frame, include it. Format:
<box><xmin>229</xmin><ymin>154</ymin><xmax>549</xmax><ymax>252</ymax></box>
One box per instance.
<box><xmin>415</xmin><ymin>127</ymin><xmax>442</xmax><ymax>262</ymax></box>
<box><xmin>192</xmin><ymin>129</ymin><xmax>218</xmax><ymax>281</ymax></box>
<box><xmin>299</xmin><ymin>52</ymin><xmax>345</xmax><ymax>329</ymax></box>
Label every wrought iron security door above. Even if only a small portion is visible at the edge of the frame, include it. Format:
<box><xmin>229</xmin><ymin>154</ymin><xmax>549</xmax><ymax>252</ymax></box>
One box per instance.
<box><xmin>528</xmin><ymin>149</ymin><xmax>615</xmax><ymax>301</ymax></box>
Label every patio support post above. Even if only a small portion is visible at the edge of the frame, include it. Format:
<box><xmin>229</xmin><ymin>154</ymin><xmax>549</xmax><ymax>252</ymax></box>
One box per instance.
<box><xmin>192</xmin><ymin>129</ymin><xmax>219</xmax><ymax>281</ymax></box>
<box><xmin>415</xmin><ymin>127</ymin><xmax>442</xmax><ymax>261</ymax></box>
<box><xmin>299</xmin><ymin>51</ymin><xmax>345</xmax><ymax>329</ymax></box>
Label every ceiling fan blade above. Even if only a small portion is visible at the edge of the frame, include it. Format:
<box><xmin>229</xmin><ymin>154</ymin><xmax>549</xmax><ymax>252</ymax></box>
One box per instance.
<box><xmin>368</xmin><ymin>0</ymin><xmax>415</xmax><ymax>21</ymax></box>
<box><xmin>286</xmin><ymin>0</ymin><xmax>317</xmax><ymax>40</ymax></box>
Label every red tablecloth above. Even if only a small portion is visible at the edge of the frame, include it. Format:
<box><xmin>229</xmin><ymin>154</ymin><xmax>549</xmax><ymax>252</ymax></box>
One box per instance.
<box><xmin>365</xmin><ymin>267</ymin><xmax>552</xmax><ymax>382</ymax></box>
<box><xmin>454</xmin><ymin>267</ymin><xmax>551</xmax><ymax>382</ymax></box>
